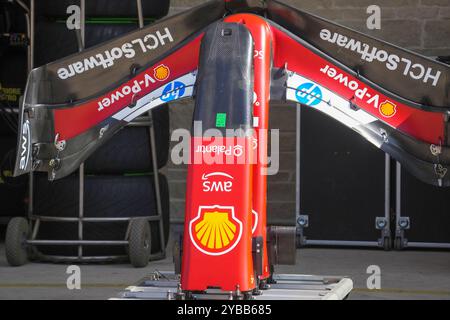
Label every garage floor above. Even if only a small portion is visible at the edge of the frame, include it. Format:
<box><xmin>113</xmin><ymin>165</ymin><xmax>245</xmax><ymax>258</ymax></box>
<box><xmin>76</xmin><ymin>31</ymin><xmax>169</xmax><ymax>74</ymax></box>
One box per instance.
<box><xmin>0</xmin><ymin>232</ymin><xmax>449</xmax><ymax>300</ymax></box>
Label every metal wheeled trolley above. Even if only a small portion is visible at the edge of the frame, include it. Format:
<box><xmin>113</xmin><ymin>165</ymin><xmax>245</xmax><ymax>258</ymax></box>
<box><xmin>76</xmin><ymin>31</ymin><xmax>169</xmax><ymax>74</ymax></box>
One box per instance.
<box><xmin>113</xmin><ymin>271</ymin><xmax>353</xmax><ymax>300</ymax></box>
<box><xmin>294</xmin><ymin>105</ymin><xmax>392</xmax><ymax>250</ymax></box>
<box><xmin>4</xmin><ymin>0</ymin><xmax>167</xmax><ymax>267</ymax></box>
<box><xmin>393</xmin><ymin>162</ymin><xmax>450</xmax><ymax>250</ymax></box>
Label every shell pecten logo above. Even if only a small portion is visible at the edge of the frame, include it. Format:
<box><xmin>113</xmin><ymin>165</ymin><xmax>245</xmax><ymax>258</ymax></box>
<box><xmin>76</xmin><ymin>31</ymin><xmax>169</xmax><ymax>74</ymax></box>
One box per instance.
<box><xmin>195</xmin><ymin>211</ymin><xmax>236</xmax><ymax>249</ymax></box>
<box><xmin>379</xmin><ymin>100</ymin><xmax>397</xmax><ymax>118</ymax></box>
<box><xmin>190</xmin><ymin>205</ymin><xmax>242</xmax><ymax>256</ymax></box>
<box><xmin>154</xmin><ymin>64</ymin><xmax>170</xmax><ymax>81</ymax></box>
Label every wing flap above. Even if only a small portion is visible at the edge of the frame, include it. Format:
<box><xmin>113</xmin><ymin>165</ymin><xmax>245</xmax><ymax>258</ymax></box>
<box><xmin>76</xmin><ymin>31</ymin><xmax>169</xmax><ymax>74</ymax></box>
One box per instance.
<box><xmin>13</xmin><ymin>9</ymin><xmax>209</xmax><ymax>180</ymax></box>
<box><xmin>269</xmin><ymin>22</ymin><xmax>450</xmax><ymax>186</ymax></box>
<box><xmin>267</xmin><ymin>0</ymin><xmax>450</xmax><ymax>110</ymax></box>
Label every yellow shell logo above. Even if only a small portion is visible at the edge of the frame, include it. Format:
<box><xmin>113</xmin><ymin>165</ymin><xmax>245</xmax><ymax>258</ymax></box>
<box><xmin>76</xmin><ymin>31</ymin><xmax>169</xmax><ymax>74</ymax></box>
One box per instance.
<box><xmin>379</xmin><ymin>100</ymin><xmax>397</xmax><ymax>118</ymax></box>
<box><xmin>190</xmin><ymin>205</ymin><xmax>242</xmax><ymax>256</ymax></box>
<box><xmin>154</xmin><ymin>64</ymin><xmax>170</xmax><ymax>81</ymax></box>
<box><xmin>195</xmin><ymin>211</ymin><xmax>236</xmax><ymax>249</ymax></box>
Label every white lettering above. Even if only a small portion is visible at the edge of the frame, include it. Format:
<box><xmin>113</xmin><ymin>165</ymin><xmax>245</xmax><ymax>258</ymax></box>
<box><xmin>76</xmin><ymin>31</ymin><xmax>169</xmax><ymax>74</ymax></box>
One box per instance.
<box><xmin>156</xmin><ymin>27</ymin><xmax>174</xmax><ymax>45</ymax></box>
<box><xmin>319</xmin><ymin>28</ymin><xmax>442</xmax><ymax>86</ymax></box>
<box><xmin>58</xmin><ymin>28</ymin><xmax>174</xmax><ymax>79</ymax></box>
<box><xmin>423</xmin><ymin>68</ymin><xmax>441</xmax><ymax>87</ymax></box>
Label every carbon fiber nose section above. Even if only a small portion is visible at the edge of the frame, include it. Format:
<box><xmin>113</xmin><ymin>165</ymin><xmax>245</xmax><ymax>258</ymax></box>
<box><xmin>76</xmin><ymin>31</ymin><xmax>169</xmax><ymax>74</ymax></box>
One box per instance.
<box><xmin>193</xmin><ymin>22</ymin><xmax>253</xmax><ymax>134</ymax></box>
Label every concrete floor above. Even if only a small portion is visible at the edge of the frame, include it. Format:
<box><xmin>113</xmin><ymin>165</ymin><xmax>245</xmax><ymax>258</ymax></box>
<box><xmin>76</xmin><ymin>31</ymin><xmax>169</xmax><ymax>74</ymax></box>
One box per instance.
<box><xmin>0</xmin><ymin>234</ymin><xmax>449</xmax><ymax>300</ymax></box>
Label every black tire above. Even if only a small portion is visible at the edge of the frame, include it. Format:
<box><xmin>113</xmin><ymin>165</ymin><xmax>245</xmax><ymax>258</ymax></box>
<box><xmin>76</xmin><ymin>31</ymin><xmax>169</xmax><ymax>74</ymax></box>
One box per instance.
<box><xmin>0</xmin><ymin>46</ymin><xmax>27</xmax><ymax>111</ymax></box>
<box><xmin>85</xmin><ymin>106</ymin><xmax>170</xmax><ymax>174</ymax></box>
<box><xmin>35</xmin><ymin>0</ymin><xmax>170</xmax><ymax>19</ymax></box>
<box><xmin>0</xmin><ymin>138</ymin><xmax>28</xmax><ymax>219</ymax></box>
<box><xmin>0</xmin><ymin>2</ymin><xmax>28</xmax><ymax>34</ymax></box>
<box><xmin>34</xmin><ymin>21</ymin><xmax>137</xmax><ymax>67</ymax></box>
<box><xmin>84</xmin><ymin>24</ymin><xmax>139</xmax><ymax>48</ymax></box>
<box><xmin>87</xmin><ymin>0</ymin><xmax>170</xmax><ymax>18</ymax></box>
<box><xmin>0</xmin><ymin>46</ymin><xmax>27</xmax><ymax>137</ymax></box>
<box><xmin>5</xmin><ymin>217</ymin><xmax>29</xmax><ymax>266</ymax></box>
<box><xmin>34</xmin><ymin>0</ymin><xmax>171</xmax><ymax>66</ymax></box>
<box><xmin>128</xmin><ymin>218</ymin><xmax>151</xmax><ymax>268</ymax></box>
<box><xmin>0</xmin><ymin>105</ymin><xmax>19</xmax><ymax>137</ymax></box>
<box><xmin>34</xmin><ymin>18</ymin><xmax>78</xmax><ymax>67</ymax></box>
<box><xmin>34</xmin><ymin>173</ymin><xmax>170</xmax><ymax>257</ymax></box>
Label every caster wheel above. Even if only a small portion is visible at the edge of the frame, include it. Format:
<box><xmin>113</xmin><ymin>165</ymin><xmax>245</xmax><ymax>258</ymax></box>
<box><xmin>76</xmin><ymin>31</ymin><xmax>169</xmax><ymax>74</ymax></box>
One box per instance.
<box><xmin>5</xmin><ymin>217</ymin><xmax>30</xmax><ymax>267</ymax></box>
<box><xmin>243</xmin><ymin>292</ymin><xmax>254</xmax><ymax>300</ymax></box>
<box><xmin>394</xmin><ymin>237</ymin><xmax>403</xmax><ymax>250</ymax></box>
<box><xmin>128</xmin><ymin>218</ymin><xmax>151</xmax><ymax>268</ymax></box>
<box><xmin>382</xmin><ymin>237</ymin><xmax>391</xmax><ymax>251</ymax></box>
<box><xmin>259</xmin><ymin>279</ymin><xmax>271</xmax><ymax>290</ymax></box>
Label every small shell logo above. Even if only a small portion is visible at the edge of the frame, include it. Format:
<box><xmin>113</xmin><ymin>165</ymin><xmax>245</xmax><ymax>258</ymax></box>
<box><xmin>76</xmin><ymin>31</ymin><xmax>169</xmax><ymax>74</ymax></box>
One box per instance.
<box><xmin>379</xmin><ymin>100</ymin><xmax>397</xmax><ymax>118</ymax></box>
<box><xmin>154</xmin><ymin>64</ymin><xmax>170</xmax><ymax>81</ymax></box>
<box><xmin>190</xmin><ymin>205</ymin><xmax>242</xmax><ymax>256</ymax></box>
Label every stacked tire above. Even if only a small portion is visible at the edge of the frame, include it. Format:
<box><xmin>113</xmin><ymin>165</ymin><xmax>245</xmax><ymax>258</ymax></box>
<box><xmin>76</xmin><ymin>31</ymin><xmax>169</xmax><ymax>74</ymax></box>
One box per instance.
<box><xmin>0</xmin><ymin>1</ymin><xmax>28</xmax><ymax>227</ymax></box>
<box><xmin>34</xmin><ymin>0</ymin><xmax>170</xmax><ymax>67</ymax></box>
<box><xmin>30</xmin><ymin>0</ymin><xmax>171</xmax><ymax>267</ymax></box>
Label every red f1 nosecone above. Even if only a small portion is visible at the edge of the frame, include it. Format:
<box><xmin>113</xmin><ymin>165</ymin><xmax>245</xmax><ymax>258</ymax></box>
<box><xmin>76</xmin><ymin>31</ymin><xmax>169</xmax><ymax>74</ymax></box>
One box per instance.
<box><xmin>181</xmin><ymin>20</ymin><xmax>257</xmax><ymax>292</ymax></box>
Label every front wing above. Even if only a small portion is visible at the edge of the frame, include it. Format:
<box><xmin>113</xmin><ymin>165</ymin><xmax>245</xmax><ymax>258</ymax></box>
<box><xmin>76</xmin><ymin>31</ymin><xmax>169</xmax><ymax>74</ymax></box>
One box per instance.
<box><xmin>14</xmin><ymin>0</ymin><xmax>450</xmax><ymax>186</ymax></box>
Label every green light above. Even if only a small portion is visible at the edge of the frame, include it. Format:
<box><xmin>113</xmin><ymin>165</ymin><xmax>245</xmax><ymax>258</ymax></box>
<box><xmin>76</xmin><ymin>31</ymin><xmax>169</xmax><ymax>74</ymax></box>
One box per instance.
<box><xmin>216</xmin><ymin>113</ymin><xmax>227</xmax><ymax>128</ymax></box>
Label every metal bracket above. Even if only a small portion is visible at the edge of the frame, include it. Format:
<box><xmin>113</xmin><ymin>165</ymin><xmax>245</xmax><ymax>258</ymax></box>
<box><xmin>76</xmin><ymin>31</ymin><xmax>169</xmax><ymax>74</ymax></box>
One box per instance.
<box><xmin>376</xmin><ymin>217</ymin><xmax>391</xmax><ymax>250</ymax></box>
<box><xmin>430</xmin><ymin>144</ymin><xmax>442</xmax><ymax>156</ymax></box>
<box><xmin>380</xmin><ymin>128</ymin><xmax>389</xmax><ymax>143</ymax></box>
<box><xmin>375</xmin><ymin>217</ymin><xmax>388</xmax><ymax>230</ymax></box>
<box><xmin>394</xmin><ymin>217</ymin><xmax>410</xmax><ymax>250</ymax></box>
<box><xmin>296</xmin><ymin>215</ymin><xmax>309</xmax><ymax>247</ymax></box>
<box><xmin>297</xmin><ymin>215</ymin><xmax>309</xmax><ymax>228</ymax></box>
<box><xmin>99</xmin><ymin>124</ymin><xmax>109</xmax><ymax>139</ymax></box>
<box><xmin>434</xmin><ymin>164</ymin><xmax>448</xmax><ymax>179</ymax></box>
<box><xmin>398</xmin><ymin>216</ymin><xmax>410</xmax><ymax>230</ymax></box>
<box><xmin>252</xmin><ymin>236</ymin><xmax>264</xmax><ymax>276</ymax></box>
<box><xmin>54</xmin><ymin>134</ymin><xmax>66</xmax><ymax>152</ymax></box>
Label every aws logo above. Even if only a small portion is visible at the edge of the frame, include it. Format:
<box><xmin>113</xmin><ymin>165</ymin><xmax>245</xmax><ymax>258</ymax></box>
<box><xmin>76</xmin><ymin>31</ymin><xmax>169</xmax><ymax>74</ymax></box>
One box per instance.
<box><xmin>189</xmin><ymin>205</ymin><xmax>242</xmax><ymax>256</ymax></box>
<box><xmin>379</xmin><ymin>100</ymin><xmax>397</xmax><ymax>118</ymax></box>
<box><xmin>19</xmin><ymin>120</ymin><xmax>31</xmax><ymax>171</ymax></box>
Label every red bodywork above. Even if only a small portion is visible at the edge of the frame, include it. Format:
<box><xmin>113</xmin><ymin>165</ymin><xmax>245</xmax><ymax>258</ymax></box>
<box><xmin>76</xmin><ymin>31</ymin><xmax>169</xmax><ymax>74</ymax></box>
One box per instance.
<box><xmin>181</xmin><ymin>136</ymin><xmax>255</xmax><ymax>291</ymax></box>
<box><xmin>225</xmin><ymin>14</ymin><xmax>273</xmax><ymax>281</ymax></box>
<box><xmin>180</xmin><ymin>15</ymin><xmax>273</xmax><ymax>292</ymax></box>
<box><xmin>270</xmin><ymin>27</ymin><xmax>444</xmax><ymax>144</ymax></box>
<box><xmin>53</xmin><ymin>36</ymin><xmax>203</xmax><ymax>141</ymax></box>
<box><xmin>48</xmin><ymin>12</ymin><xmax>445</xmax><ymax>293</ymax></box>
<box><xmin>180</xmin><ymin>14</ymin><xmax>446</xmax><ymax>292</ymax></box>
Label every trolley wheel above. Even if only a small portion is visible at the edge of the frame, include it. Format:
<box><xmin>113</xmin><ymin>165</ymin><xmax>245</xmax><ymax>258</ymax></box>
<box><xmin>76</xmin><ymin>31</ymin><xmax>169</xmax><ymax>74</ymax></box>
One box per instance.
<box><xmin>5</xmin><ymin>217</ymin><xmax>30</xmax><ymax>266</ymax></box>
<box><xmin>394</xmin><ymin>237</ymin><xmax>404</xmax><ymax>250</ymax></box>
<box><xmin>128</xmin><ymin>218</ymin><xmax>151</xmax><ymax>268</ymax></box>
<box><xmin>382</xmin><ymin>237</ymin><xmax>391</xmax><ymax>251</ymax></box>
